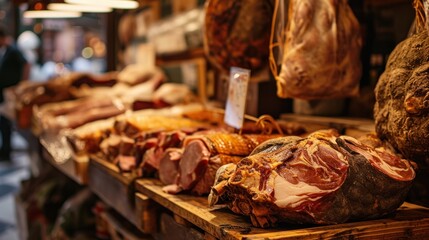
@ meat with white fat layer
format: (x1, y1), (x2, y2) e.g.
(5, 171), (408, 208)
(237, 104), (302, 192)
(209, 130), (415, 228)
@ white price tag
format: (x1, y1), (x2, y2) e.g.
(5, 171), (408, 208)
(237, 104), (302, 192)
(224, 67), (251, 129)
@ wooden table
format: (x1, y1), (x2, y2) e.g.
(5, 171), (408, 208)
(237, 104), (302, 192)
(136, 178), (429, 240)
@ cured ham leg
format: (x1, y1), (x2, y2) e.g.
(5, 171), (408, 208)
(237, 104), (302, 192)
(209, 130), (416, 228)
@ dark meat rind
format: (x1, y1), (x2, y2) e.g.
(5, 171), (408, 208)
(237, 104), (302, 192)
(250, 135), (303, 155)
(335, 143), (412, 221)
(374, 30), (429, 165)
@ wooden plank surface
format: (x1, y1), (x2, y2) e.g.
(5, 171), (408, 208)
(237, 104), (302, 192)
(42, 147), (85, 185)
(135, 193), (159, 234)
(135, 179), (429, 240)
(89, 156), (138, 226)
(152, 213), (205, 240)
(40, 133), (88, 185)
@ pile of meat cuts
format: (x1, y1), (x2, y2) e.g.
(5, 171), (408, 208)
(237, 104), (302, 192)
(209, 129), (416, 228)
(161, 132), (283, 195)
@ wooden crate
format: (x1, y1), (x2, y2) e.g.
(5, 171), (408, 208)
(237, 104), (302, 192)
(135, 179), (429, 240)
(40, 134), (88, 185)
(88, 156), (138, 226)
(73, 154), (89, 184)
(135, 193), (159, 234)
(102, 209), (153, 240)
(42, 146), (86, 185)
(152, 212), (206, 240)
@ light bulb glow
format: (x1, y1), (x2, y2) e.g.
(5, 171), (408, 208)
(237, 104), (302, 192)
(65, 0), (139, 9)
(23, 10), (82, 18)
(48, 3), (112, 13)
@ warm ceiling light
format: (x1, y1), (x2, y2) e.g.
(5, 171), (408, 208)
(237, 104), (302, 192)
(64, 0), (139, 9)
(48, 3), (112, 13)
(24, 0), (82, 18)
(24, 10), (82, 18)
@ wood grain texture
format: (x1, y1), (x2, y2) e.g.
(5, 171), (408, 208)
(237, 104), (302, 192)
(42, 147), (85, 185)
(89, 157), (137, 226)
(135, 192), (159, 234)
(135, 178), (429, 240)
(102, 209), (152, 240)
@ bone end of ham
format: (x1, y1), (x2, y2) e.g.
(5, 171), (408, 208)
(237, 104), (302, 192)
(208, 163), (237, 207)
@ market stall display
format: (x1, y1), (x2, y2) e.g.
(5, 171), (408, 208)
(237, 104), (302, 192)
(10, 0), (429, 239)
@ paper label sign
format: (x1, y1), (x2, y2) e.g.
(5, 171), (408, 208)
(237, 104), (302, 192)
(224, 67), (251, 129)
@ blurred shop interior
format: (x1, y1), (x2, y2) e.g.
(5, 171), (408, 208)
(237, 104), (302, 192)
(0, 0), (426, 240)
(0, 0), (416, 117)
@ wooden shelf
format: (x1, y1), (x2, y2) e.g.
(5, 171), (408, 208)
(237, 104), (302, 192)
(42, 146), (86, 185)
(88, 156), (139, 226)
(102, 208), (153, 240)
(280, 114), (375, 138)
(135, 178), (429, 240)
(156, 48), (206, 64)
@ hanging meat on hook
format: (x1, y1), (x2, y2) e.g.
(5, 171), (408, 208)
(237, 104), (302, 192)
(272, 0), (362, 99)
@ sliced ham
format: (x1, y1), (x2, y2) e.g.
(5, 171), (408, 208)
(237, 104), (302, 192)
(167, 133), (281, 195)
(191, 154), (242, 196)
(159, 148), (183, 185)
(179, 140), (211, 190)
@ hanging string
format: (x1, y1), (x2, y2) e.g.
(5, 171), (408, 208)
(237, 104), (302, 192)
(268, 0), (283, 81)
(414, 0), (426, 33)
(255, 115), (284, 135)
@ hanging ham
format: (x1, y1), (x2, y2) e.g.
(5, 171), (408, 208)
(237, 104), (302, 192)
(273, 0), (362, 99)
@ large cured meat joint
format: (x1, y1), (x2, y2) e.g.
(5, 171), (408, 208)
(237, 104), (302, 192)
(209, 130), (416, 228)
(374, 0), (429, 165)
(204, 0), (274, 72)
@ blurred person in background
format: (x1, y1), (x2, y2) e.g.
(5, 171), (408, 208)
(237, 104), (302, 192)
(0, 24), (28, 161)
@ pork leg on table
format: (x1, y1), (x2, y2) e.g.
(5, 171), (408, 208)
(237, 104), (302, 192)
(209, 130), (416, 228)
